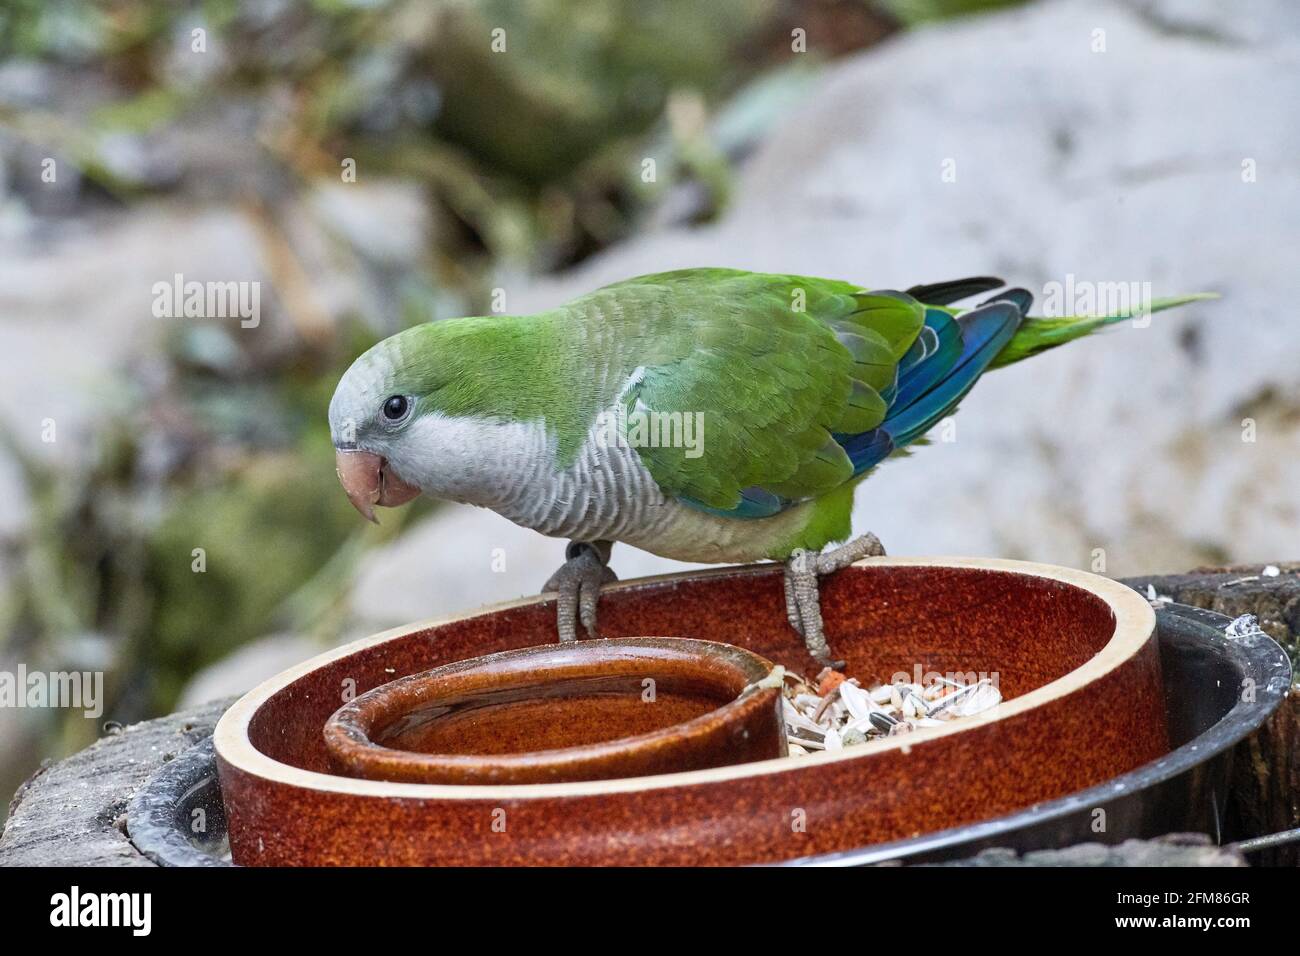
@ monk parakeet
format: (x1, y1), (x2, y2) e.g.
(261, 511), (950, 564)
(330, 269), (1207, 667)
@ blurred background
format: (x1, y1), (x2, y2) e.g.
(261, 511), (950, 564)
(0, 0), (1296, 818)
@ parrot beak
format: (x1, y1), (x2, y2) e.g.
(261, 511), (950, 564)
(335, 449), (421, 524)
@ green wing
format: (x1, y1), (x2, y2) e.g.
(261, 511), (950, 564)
(594, 270), (925, 514)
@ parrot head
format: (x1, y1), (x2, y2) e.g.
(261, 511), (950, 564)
(328, 332), (428, 523)
(328, 314), (547, 522)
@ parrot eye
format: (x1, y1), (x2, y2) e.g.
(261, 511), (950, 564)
(381, 395), (410, 423)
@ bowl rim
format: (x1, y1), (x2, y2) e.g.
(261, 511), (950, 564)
(322, 636), (783, 782)
(214, 556), (1157, 800)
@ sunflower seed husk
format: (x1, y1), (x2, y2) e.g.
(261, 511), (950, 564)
(869, 684), (894, 704)
(746, 664), (788, 692)
(869, 710), (899, 733)
(838, 680), (874, 720)
(950, 681), (1002, 717)
(925, 679), (989, 717)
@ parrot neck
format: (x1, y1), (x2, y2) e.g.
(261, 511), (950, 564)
(385, 411), (561, 513)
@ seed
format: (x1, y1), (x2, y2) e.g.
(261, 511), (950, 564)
(869, 711), (899, 733)
(842, 727), (869, 747)
(813, 683), (842, 723)
(926, 679), (985, 717)
(781, 666), (998, 757)
(838, 680), (874, 721)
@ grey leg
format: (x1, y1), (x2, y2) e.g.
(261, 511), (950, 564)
(543, 540), (618, 642)
(783, 532), (886, 669)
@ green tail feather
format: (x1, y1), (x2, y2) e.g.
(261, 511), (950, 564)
(989, 293), (1218, 369)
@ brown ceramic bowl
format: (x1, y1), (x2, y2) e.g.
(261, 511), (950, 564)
(322, 637), (786, 785)
(215, 557), (1165, 866)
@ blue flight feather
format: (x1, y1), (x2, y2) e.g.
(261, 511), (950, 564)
(891, 309), (963, 410)
(880, 303), (1022, 448)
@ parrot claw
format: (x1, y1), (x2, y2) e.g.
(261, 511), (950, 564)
(783, 532), (887, 670)
(544, 540), (617, 643)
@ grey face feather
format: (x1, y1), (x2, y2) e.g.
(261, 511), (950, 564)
(330, 349), (399, 452)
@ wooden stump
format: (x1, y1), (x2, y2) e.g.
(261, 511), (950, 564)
(1123, 564), (1299, 865)
(0, 697), (232, 867)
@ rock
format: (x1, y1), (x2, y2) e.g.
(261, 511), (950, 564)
(308, 180), (431, 269)
(176, 633), (327, 709)
(349, 504), (709, 630)
(0, 182), (431, 539)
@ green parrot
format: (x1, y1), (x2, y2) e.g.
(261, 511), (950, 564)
(329, 269), (1208, 667)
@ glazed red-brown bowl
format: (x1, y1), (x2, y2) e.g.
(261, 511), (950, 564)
(322, 637), (786, 785)
(214, 557), (1165, 866)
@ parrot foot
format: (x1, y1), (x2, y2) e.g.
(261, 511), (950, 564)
(783, 532), (887, 670)
(543, 540), (617, 643)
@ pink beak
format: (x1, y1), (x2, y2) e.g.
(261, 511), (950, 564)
(335, 449), (421, 523)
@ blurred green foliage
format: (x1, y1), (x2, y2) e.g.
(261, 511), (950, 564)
(875, 0), (1027, 25)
